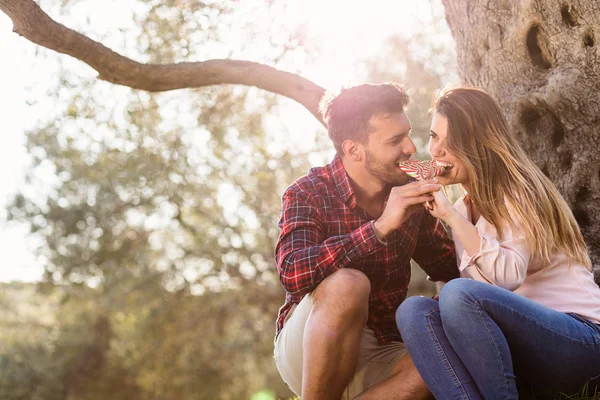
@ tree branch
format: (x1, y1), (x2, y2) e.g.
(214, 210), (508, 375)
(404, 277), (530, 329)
(0, 0), (326, 125)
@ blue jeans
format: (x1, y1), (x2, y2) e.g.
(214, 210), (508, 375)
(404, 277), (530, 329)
(396, 278), (600, 400)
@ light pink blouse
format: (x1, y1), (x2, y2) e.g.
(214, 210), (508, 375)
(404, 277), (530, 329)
(454, 195), (600, 325)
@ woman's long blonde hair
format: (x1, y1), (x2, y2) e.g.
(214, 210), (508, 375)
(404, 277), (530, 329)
(434, 87), (591, 269)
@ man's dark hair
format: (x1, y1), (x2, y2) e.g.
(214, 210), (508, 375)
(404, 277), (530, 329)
(318, 83), (410, 154)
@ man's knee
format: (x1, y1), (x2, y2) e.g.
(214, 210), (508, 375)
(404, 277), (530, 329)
(316, 268), (371, 299)
(313, 269), (371, 318)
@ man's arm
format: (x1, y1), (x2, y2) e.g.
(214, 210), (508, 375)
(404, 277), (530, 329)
(275, 190), (383, 297)
(412, 210), (459, 283)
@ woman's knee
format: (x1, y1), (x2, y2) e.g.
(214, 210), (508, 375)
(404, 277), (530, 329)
(438, 278), (478, 315)
(396, 296), (439, 334)
(440, 277), (480, 300)
(439, 278), (501, 319)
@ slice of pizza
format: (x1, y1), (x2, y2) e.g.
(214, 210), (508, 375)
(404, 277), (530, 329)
(398, 159), (448, 181)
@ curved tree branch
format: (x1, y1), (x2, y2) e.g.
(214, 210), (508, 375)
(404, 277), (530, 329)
(0, 0), (326, 125)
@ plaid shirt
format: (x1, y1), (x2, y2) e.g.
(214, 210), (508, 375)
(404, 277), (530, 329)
(275, 155), (458, 344)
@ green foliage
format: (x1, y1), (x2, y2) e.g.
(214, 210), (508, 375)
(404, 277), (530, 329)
(6, 86), (308, 398)
(4, 0), (455, 398)
(6, 1), (317, 398)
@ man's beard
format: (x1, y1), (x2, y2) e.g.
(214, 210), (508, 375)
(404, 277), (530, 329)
(365, 149), (409, 186)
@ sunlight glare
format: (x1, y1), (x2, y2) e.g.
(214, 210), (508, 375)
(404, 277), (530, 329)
(284, 0), (428, 87)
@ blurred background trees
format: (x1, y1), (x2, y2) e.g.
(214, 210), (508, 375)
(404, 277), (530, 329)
(1, 0), (456, 398)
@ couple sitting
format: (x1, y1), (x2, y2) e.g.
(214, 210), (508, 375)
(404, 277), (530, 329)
(273, 83), (600, 399)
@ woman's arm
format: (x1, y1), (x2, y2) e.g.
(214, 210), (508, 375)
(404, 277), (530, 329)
(428, 189), (481, 257)
(428, 188), (530, 290)
(444, 209), (481, 257)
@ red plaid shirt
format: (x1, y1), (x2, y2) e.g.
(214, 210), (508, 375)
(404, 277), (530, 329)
(275, 155), (458, 344)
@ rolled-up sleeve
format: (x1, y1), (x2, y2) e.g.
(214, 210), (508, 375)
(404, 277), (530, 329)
(459, 225), (530, 291)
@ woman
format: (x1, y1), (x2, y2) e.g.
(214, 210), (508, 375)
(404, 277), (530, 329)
(396, 87), (600, 399)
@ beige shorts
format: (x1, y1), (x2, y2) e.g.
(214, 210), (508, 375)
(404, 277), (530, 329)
(274, 293), (407, 399)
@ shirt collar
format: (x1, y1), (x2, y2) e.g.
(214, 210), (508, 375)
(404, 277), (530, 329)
(330, 155), (357, 208)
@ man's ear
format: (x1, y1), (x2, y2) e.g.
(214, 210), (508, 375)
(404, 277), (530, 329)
(341, 140), (363, 162)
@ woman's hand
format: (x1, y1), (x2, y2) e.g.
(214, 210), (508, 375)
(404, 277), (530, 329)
(426, 186), (458, 222)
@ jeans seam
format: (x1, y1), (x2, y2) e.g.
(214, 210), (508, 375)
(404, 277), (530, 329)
(479, 298), (600, 346)
(426, 309), (471, 400)
(473, 299), (513, 400)
(567, 313), (600, 343)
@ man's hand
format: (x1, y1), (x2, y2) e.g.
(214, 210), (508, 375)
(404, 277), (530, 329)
(373, 180), (440, 240)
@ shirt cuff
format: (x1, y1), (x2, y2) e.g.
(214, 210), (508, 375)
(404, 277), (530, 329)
(370, 220), (388, 246)
(458, 228), (489, 272)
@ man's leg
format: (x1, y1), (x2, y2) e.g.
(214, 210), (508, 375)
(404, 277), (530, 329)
(301, 268), (371, 400)
(353, 353), (433, 400)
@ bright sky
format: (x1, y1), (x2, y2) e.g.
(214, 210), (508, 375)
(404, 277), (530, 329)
(0, 15), (44, 282)
(0, 0), (447, 282)
(280, 0), (425, 84)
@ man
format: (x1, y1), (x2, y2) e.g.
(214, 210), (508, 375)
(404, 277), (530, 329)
(273, 83), (459, 400)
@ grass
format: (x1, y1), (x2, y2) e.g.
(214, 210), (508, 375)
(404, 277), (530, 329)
(520, 381), (600, 400)
(558, 382), (600, 400)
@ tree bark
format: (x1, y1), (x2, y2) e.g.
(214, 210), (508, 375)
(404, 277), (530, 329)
(443, 0), (600, 281)
(0, 0), (325, 124)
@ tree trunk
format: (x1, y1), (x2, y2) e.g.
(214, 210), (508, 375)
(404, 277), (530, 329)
(443, 0), (600, 282)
